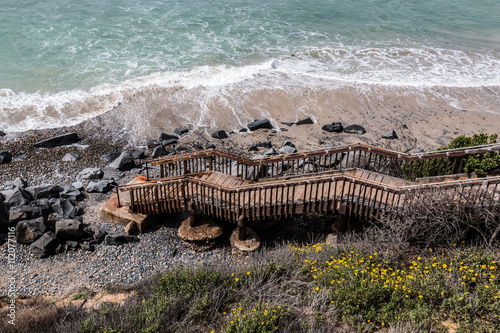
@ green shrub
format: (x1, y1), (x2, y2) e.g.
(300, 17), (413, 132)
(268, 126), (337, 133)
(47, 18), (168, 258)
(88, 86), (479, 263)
(402, 133), (500, 179)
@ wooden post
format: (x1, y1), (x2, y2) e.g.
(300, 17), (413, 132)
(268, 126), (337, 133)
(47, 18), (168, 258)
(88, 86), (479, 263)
(238, 215), (247, 241)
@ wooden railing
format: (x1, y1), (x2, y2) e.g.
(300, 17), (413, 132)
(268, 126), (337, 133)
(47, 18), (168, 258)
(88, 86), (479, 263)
(120, 172), (500, 223)
(150, 143), (500, 181)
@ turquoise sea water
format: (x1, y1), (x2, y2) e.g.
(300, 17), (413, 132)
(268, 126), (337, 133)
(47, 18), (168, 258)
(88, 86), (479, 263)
(1, 0), (500, 131)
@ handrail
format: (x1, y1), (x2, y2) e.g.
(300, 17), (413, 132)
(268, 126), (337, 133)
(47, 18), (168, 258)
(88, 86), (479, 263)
(120, 170), (500, 194)
(149, 142), (500, 166)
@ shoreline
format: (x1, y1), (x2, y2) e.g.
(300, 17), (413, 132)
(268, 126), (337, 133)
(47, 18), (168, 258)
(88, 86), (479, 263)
(0, 102), (499, 298)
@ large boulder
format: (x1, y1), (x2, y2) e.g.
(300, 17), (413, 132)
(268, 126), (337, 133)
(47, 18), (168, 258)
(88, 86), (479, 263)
(343, 124), (366, 135)
(279, 145), (297, 154)
(51, 199), (78, 218)
(108, 151), (136, 171)
(256, 141), (272, 148)
(174, 128), (189, 136)
(159, 133), (178, 141)
(104, 234), (139, 246)
(29, 231), (59, 258)
(161, 138), (178, 146)
(382, 130), (398, 139)
(9, 206), (42, 224)
(131, 150), (146, 160)
(4, 188), (32, 207)
(55, 219), (83, 241)
(211, 130), (228, 139)
(248, 119), (273, 131)
(25, 184), (60, 200)
(0, 151), (12, 164)
(102, 167), (125, 181)
(92, 229), (108, 244)
(30, 199), (52, 217)
(100, 152), (121, 162)
(295, 117), (313, 125)
(263, 148), (278, 157)
(322, 122), (343, 133)
(152, 145), (168, 158)
(12, 178), (28, 189)
(0, 196), (8, 230)
(59, 185), (82, 201)
(33, 132), (80, 148)
(16, 217), (46, 244)
(0, 130), (5, 137)
(86, 180), (115, 194)
(77, 168), (103, 181)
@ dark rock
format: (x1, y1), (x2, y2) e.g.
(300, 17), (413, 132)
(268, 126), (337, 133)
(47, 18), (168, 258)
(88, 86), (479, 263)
(322, 122), (344, 133)
(176, 146), (188, 152)
(16, 217), (46, 244)
(161, 139), (178, 146)
(52, 199), (78, 218)
(9, 206), (42, 224)
(192, 144), (204, 150)
(239, 128), (248, 133)
(282, 141), (295, 148)
(174, 128), (189, 136)
(59, 185), (82, 201)
(0, 130), (5, 137)
(279, 146), (297, 154)
(55, 219), (83, 241)
(62, 152), (79, 162)
(256, 141), (272, 148)
(29, 231), (59, 258)
(159, 133), (178, 141)
(281, 122), (295, 127)
(252, 154), (266, 160)
(77, 168), (103, 181)
(12, 178), (28, 189)
(248, 119), (273, 131)
(25, 184), (60, 200)
(100, 152), (121, 162)
(152, 145), (168, 158)
(263, 148), (278, 157)
(131, 150), (146, 160)
(4, 188), (32, 207)
(108, 151), (136, 171)
(296, 117), (313, 125)
(102, 167), (125, 181)
(71, 181), (84, 191)
(248, 144), (259, 152)
(205, 144), (216, 149)
(0, 151), (12, 164)
(382, 130), (398, 140)
(344, 125), (366, 135)
(104, 234), (139, 246)
(33, 132), (80, 148)
(211, 130), (228, 139)
(280, 128), (289, 132)
(30, 199), (52, 217)
(0, 196), (7, 228)
(147, 140), (159, 149)
(73, 216), (84, 223)
(92, 229), (108, 244)
(80, 242), (95, 252)
(86, 180), (115, 194)
(401, 124), (408, 129)
(66, 240), (79, 251)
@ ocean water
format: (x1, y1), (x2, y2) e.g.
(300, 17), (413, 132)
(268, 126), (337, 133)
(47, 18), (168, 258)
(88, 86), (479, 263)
(1, 0), (499, 133)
